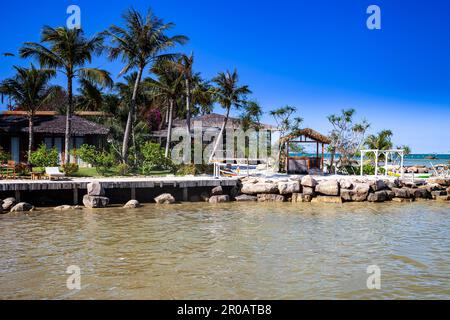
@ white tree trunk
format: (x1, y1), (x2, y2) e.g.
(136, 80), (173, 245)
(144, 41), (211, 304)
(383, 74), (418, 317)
(165, 99), (174, 158)
(209, 107), (230, 162)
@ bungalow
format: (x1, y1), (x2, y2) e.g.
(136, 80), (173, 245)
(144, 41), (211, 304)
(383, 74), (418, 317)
(0, 112), (109, 165)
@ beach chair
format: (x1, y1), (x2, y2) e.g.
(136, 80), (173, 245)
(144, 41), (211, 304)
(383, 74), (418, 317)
(45, 167), (65, 180)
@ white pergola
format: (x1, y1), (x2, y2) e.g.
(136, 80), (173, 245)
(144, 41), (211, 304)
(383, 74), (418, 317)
(360, 149), (405, 178)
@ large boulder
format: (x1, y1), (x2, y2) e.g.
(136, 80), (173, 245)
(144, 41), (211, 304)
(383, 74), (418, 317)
(257, 194), (285, 202)
(367, 191), (388, 202)
(340, 183), (370, 202)
(209, 195), (230, 203)
(87, 181), (105, 196)
(428, 178), (450, 187)
(302, 186), (316, 196)
(431, 190), (447, 199)
(235, 194), (258, 202)
(54, 205), (83, 211)
(410, 188), (430, 199)
(2, 197), (17, 211)
(278, 181), (301, 195)
(83, 195), (109, 208)
(391, 188), (410, 199)
(386, 179), (401, 190)
(241, 183), (278, 195)
(315, 180), (340, 196)
(10, 202), (34, 212)
(154, 193), (175, 204)
(311, 196), (343, 204)
(301, 175), (317, 188)
(370, 180), (387, 192)
(422, 183), (445, 192)
(123, 200), (141, 209)
(339, 180), (353, 190)
(211, 186), (223, 196)
(292, 193), (312, 203)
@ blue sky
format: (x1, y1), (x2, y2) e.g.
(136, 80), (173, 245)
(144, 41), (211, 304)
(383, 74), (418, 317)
(1, 0), (449, 153)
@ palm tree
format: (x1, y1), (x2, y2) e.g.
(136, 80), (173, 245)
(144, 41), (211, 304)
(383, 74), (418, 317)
(209, 69), (251, 162)
(171, 53), (194, 134)
(144, 61), (184, 157)
(0, 65), (56, 160)
(365, 129), (393, 161)
(20, 26), (112, 164)
(104, 8), (188, 163)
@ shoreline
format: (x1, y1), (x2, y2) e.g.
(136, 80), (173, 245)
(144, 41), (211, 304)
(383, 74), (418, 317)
(0, 174), (448, 212)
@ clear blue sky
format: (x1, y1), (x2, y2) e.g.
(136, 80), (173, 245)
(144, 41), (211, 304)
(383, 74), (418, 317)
(1, 0), (449, 153)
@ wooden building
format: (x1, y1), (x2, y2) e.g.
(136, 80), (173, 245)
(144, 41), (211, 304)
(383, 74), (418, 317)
(0, 113), (109, 165)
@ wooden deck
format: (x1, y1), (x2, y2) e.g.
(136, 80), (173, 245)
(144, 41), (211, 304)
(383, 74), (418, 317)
(0, 176), (239, 191)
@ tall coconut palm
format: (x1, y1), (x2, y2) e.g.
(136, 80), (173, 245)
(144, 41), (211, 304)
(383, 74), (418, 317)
(209, 70), (251, 162)
(0, 65), (57, 160)
(104, 8), (188, 163)
(144, 61), (184, 157)
(365, 129), (393, 161)
(20, 26), (112, 164)
(171, 53), (194, 134)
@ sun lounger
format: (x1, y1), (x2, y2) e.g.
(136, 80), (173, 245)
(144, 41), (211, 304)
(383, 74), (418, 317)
(45, 167), (65, 180)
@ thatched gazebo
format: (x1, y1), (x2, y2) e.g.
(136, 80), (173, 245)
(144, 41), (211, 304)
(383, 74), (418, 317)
(280, 128), (331, 174)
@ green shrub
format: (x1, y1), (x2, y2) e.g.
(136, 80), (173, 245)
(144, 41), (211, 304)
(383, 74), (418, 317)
(362, 164), (385, 175)
(29, 144), (58, 167)
(117, 163), (130, 176)
(62, 163), (79, 176)
(15, 163), (30, 176)
(176, 164), (197, 176)
(0, 146), (10, 163)
(141, 142), (173, 174)
(77, 144), (115, 175)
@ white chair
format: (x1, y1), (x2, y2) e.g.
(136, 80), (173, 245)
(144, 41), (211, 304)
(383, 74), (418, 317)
(45, 167), (65, 180)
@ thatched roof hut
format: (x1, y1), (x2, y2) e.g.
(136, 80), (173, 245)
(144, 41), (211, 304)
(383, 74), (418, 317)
(280, 128), (331, 145)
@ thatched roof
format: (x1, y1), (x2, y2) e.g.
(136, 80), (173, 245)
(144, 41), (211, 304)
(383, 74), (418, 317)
(280, 128), (331, 144)
(0, 115), (109, 136)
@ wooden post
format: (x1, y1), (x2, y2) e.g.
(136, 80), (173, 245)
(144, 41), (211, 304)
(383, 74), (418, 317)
(182, 187), (188, 202)
(321, 143), (324, 170)
(131, 187), (136, 200)
(15, 190), (20, 202)
(73, 186), (78, 205)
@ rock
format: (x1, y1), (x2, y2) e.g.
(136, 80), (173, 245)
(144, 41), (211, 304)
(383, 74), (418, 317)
(123, 200), (141, 209)
(386, 179), (401, 189)
(154, 193), (175, 204)
(257, 194), (285, 202)
(83, 195), (109, 208)
(211, 186), (223, 196)
(385, 190), (395, 200)
(241, 183), (278, 195)
(230, 185), (241, 198)
(54, 205), (83, 211)
(431, 190), (447, 199)
(391, 188), (410, 199)
(87, 181), (105, 196)
(410, 188), (430, 199)
(278, 181), (301, 195)
(291, 193), (312, 203)
(10, 202), (34, 212)
(341, 183), (371, 202)
(209, 195), (230, 203)
(339, 180), (353, 190)
(311, 196), (343, 204)
(392, 197), (414, 203)
(235, 194), (258, 202)
(436, 195), (450, 202)
(2, 197), (17, 211)
(421, 183), (444, 193)
(367, 191), (388, 202)
(301, 175), (317, 187)
(315, 180), (340, 196)
(428, 178), (450, 186)
(302, 186), (316, 196)
(370, 180), (387, 192)
(289, 175), (303, 182)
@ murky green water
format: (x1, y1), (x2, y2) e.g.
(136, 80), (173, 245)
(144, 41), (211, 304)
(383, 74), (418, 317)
(0, 202), (449, 299)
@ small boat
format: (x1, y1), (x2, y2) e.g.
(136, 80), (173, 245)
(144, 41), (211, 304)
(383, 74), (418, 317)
(425, 154), (438, 160)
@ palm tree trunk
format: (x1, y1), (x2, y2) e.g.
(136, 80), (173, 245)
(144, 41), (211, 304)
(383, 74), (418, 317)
(64, 76), (73, 164)
(185, 78), (191, 135)
(209, 107), (230, 162)
(122, 66), (143, 164)
(165, 99), (174, 158)
(28, 114), (34, 163)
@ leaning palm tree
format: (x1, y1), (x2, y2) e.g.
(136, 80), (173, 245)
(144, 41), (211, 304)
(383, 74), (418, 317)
(0, 65), (57, 160)
(144, 61), (184, 157)
(20, 26), (112, 164)
(104, 8), (188, 163)
(209, 69), (251, 162)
